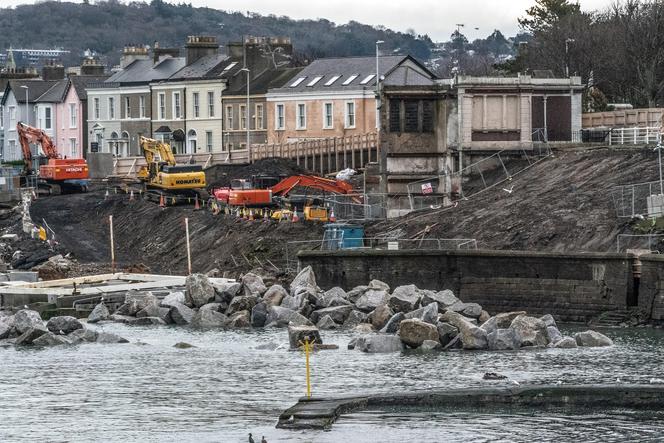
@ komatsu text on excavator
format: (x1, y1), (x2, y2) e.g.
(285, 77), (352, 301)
(137, 136), (207, 204)
(16, 122), (89, 195)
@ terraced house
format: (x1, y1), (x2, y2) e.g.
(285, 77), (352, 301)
(265, 55), (436, 144)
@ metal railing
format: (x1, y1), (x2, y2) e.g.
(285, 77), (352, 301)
(283, 237), (478, 272)
(616, 234), (664, 253)
(405, 146), (552, 212)
(608, 126), (660, 146)
(610, 180), (664, 218)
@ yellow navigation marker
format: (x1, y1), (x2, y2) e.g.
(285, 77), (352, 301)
(299, 337), (316, 398)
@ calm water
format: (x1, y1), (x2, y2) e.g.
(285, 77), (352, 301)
(2, 324), (664, 442)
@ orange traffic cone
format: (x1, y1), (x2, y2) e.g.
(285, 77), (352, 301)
(194, 197), (200, 210)
(329, 207), (336, 222)
(159, 194), (165, 208)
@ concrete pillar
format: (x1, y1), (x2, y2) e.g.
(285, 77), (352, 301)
(520, 93), (532, 145)
(571, 91), (582, 139)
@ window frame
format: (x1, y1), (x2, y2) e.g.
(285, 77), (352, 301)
(44, 106), (52, 129)
(193, 92), (200, 118)
(69, 103), (77, 128)
(255, 104), (263, 130)
(296, 103), (306, 130)
(207, 91), (214, 117)
(158, 93), (166, 120)
(69, 137), (77, 157)
(173, 91), (181, 120)
(108, 97), (115, 120)
(93, 98), (100, 120)
(240, 104), (247, 130)
(275, 103), (285, 130)
(124, 96), (131, 119)
(323, 102), (334, 129)
(139, 96), (146, 118)
(344, 100), (356, 129)
(225, 105), (233, 130)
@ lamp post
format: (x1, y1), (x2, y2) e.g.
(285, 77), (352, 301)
(19, 85), (28, 125)
(241, 67), (251, 162)
(565, 38), (575, 78)
(375, 40), (384, 133)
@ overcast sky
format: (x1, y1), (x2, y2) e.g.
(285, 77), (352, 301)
(3, 0), (612, 41)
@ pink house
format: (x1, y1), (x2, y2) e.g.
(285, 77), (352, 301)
(35, 75), (107, 159)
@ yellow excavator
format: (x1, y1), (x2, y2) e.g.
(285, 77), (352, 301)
(138, 136), (207, 204)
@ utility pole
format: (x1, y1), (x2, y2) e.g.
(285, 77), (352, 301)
(241, 67), (250, 162)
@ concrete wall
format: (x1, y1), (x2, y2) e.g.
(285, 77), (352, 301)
(86, 152), (114, 178)
(636, 255), (664, 320)
(298, 249), (633, 322)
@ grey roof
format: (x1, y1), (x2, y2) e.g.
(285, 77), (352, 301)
(383, 65), (436, 87)
(1, 80), (59, 105)
(35, 78), (69, 103)
(269, 55), (433, 93)
(106, 57), (186, 85)
(71, 75), (110, 100)
(225, 67), (303, 95)
(169, 54), (230, 80)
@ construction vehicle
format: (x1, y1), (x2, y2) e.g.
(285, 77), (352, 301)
(16, 122), (89, 195)
(138, 136), (207, 204)
(212, 174), (354, 221)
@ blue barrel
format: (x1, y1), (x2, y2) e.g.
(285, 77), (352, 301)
(323, 223), (364, 250)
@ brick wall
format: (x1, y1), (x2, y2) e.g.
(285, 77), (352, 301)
(298, 249), (633, 322)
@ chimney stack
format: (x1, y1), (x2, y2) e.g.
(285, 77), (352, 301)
(80, 57), (105, 76)
(41, 61), (65, 81)
(120, 45), (149, 69)
(185, 36), (219, 65)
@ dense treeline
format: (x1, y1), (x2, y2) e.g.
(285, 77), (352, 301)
(505, 0), (664, 109)
(0, 0), (433, 66)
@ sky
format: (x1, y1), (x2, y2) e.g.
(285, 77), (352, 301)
(2, 0), (613, 41)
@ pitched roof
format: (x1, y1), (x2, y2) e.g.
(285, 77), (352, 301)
(35, 78), (69, 103)
(269, 55), (403, 93)
(106, 57), (186, 85)
(71, 75), (110, 100)
(383, 65), (436, 87)
(225, 67), (304, 95)
(168, 54), (229, 81)
(1, 79), (59, 105)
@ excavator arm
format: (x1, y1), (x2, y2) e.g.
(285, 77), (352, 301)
(270, 175), (354, 196)
(16, 122), (60, 175)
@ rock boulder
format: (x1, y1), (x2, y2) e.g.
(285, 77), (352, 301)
(510, 315), (549, 347)
(185, 274), (216, 308)
(355, 289), (389, 313)
(398, 318), (439, 348)
(265, 306), (313, 327)
(190, 309), (227, 329)
(263, 284), (288, 307)
(388, 285), (421, 313)
(380, 312), (405, 334)
(287, 324), (322, 350)
(14, 309), (45, 334)
(88, 302), (110, 323)
(46, 316), (83, 335)
(574, 330), (613, 347)
(440, 311), (488, 350)
(487, 328), (521, 350)
(241, 273), (267, 297)
(368, 304), (393, 330)
(354, 335), (404, 353)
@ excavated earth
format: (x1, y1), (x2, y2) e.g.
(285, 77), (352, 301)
(368, 147), (661, 252)
(3, 146), (661, 280)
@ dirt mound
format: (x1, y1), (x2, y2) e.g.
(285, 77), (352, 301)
(205, 158), (310, 189)
(369, 147), (661, 253)
(30, 190), (325, 277)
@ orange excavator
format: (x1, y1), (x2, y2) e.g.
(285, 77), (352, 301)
(228, 175), (354, 207)
(17, 122), (90, 194)
(211, 175), (354, 221)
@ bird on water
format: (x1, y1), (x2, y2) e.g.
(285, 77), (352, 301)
(248, 433), (255, 443)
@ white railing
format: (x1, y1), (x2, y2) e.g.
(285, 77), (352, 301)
(608, 126), (661, 146)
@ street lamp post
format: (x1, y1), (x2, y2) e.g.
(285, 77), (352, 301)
(565, 38), (575, 78)
(20, 85), (28, 126)
(241, 67), (250, 162)
(375, 40), (384, 133)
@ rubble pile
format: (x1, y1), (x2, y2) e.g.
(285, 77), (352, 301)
(90, 266), (614, 353)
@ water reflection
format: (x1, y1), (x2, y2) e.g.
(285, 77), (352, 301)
(1, 324), (663, 442)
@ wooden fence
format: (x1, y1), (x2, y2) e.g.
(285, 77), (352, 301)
(251, 133), (379, 175)
(111, 133), (378, 177)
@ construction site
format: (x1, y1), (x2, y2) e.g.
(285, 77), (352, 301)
(0, 144), (657, 276)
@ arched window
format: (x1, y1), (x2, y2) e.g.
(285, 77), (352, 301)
(187, 129), (197, 154)
(121, 131), (130, 157)
(110, 132), (119, 156)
